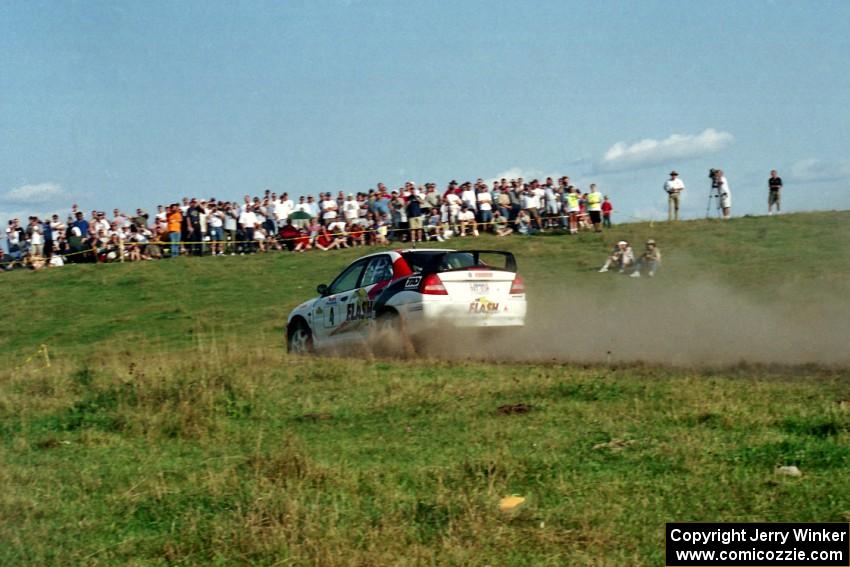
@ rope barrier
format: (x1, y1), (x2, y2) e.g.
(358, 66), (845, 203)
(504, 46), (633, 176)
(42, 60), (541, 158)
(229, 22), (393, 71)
(3, 210), (649, 267)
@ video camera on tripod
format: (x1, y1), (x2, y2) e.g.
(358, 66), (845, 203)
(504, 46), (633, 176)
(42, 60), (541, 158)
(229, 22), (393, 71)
(705, 168), (722, 217)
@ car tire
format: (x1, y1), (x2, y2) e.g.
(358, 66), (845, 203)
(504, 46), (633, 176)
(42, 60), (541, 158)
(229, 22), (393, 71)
(287, 320), (314, 354)
(376, 310), (416, 357)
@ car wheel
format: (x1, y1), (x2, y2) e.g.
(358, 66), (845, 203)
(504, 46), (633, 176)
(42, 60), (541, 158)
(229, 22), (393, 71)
(376, 310), (416, 357)
(287, 320), (314, 354)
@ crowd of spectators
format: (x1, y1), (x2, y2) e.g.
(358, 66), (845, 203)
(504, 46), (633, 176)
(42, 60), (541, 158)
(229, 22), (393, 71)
(1, 176), (615, 271)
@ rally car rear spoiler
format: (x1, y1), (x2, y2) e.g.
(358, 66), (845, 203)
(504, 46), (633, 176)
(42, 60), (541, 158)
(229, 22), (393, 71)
(421, 250), (517, 274)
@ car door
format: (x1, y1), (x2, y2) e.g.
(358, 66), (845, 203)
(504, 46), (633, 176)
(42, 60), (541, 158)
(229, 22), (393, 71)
(313, 259), (368, 344)
(333, 254), (396, 344)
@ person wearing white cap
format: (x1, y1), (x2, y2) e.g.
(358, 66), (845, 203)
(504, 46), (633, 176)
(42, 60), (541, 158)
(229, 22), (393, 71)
(664, 171), (685, 221)
(599, 240), (635, 273)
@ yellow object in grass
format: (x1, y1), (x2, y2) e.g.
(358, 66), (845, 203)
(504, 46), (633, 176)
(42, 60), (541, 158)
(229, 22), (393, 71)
(499, 495), (526, 512)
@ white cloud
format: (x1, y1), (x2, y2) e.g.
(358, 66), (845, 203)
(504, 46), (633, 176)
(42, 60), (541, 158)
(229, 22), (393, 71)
(597, 128), (734, 173)
(3, 182), (67, 204)
(788, 158), (850, 182)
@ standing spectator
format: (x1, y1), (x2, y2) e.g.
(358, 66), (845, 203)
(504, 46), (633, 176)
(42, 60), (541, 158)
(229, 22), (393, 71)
(185, 199), (204, 255)
(223, 203), (238, 254)
(342, 194), (360, 225)
(304, 195), (319, 219)
(496, 187), (511, 220)
(440, 195), (459, 235)
(238, 205), (258, 252)
(664, 170), (685, 221)
(508, 181), (522, 221)
(71, 212), (89, 241)
(208, 204), (224, 255)
(564, 187), (580, 234)
(543, 178), (559, 228)
(601, 195), (613, 228)
(50, 214), (66, 250)
(521, 186), (542, 231)
(714, 169), (732, 219)
(476, 184), (493, 230)
(320, 193), (338, 226)
(422, 184), (439, 218)
(586, 184), (603, 232)
(28, 217), (44, 258)
(460, 183), (477, 211)
(768, 169), (783, 215)
(406, 192), (424, 243)
(166, 204), (182, 258)
(6, 219), (22, 260)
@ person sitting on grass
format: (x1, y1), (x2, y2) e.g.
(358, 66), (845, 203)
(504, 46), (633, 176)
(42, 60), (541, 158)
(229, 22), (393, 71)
(278, 220), (300, 252)
(630, 239), (662, 278)
(493, 210), (513, 237)
(348, 222), (366, 247)
(598, 240), (635, 273)
(293, 228), (312, 253)
(457, 206), (478, 237)
(515, 209), (536, 235)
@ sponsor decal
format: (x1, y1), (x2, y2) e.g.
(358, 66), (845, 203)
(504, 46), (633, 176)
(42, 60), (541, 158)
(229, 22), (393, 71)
(345, 288), (374, 322)
(346, 300), (374, 322)
(469, 297), (499, 313)
(405, 276), (422, 289)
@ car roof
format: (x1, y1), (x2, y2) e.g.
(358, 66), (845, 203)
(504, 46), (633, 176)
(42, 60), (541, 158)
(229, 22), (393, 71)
(345, 248), (457, 262)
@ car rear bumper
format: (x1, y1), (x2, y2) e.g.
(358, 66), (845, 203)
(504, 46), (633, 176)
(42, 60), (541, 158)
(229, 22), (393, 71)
(402, 297), (526, 331)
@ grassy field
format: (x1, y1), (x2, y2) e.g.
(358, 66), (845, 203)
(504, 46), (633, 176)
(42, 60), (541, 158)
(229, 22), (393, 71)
(1, 211), (849, 565)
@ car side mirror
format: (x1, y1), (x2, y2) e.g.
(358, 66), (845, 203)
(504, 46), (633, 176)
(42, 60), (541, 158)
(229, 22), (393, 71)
(317, 284), (329, 296)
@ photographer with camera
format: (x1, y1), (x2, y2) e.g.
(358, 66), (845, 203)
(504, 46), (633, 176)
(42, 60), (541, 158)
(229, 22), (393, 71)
(710, 169), (732, 219)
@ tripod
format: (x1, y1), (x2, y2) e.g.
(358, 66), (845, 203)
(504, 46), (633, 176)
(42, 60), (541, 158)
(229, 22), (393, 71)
(705, 182), (722, 218)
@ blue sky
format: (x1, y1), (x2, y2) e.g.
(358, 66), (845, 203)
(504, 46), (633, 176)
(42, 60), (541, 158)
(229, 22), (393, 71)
(2, 0), (849, 222)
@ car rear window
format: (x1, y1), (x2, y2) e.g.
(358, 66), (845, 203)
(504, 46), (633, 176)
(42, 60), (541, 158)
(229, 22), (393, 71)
(403, 251), (516, 273)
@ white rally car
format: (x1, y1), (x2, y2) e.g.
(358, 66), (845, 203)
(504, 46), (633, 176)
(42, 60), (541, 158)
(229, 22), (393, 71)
(286, 248), (527, 354)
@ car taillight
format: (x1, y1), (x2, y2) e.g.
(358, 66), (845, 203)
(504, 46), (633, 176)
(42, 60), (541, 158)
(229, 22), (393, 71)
(510, 274), (525, 294)
(420, 273), (448, 295)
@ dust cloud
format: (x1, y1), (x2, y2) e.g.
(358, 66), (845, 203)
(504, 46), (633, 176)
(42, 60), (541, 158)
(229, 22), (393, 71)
(412, 279), (850, 367)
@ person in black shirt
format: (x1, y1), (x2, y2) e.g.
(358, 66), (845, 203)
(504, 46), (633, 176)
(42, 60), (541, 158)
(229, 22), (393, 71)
(768, 170), (783, 215)
(185, 199), (203, 255)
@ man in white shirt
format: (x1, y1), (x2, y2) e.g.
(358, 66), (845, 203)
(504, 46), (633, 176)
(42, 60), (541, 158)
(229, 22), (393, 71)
(714, 169), (732, 219)
(238, 206), (258, 252)
(476, 186), (493, 228)
(28, 217), (45, 258)
(320, 193), (338, 225)
(460, 183), (477, 211)
(342, 194), (360, 223)
(664, 171), (685, 221)
(277, 192), (294, 222)
(457, 206), (478, 237)
(304, 196), (319, 219)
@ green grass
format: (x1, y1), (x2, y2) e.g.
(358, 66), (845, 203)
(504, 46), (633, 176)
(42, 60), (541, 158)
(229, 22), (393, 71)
(1, 212), (849, 565)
